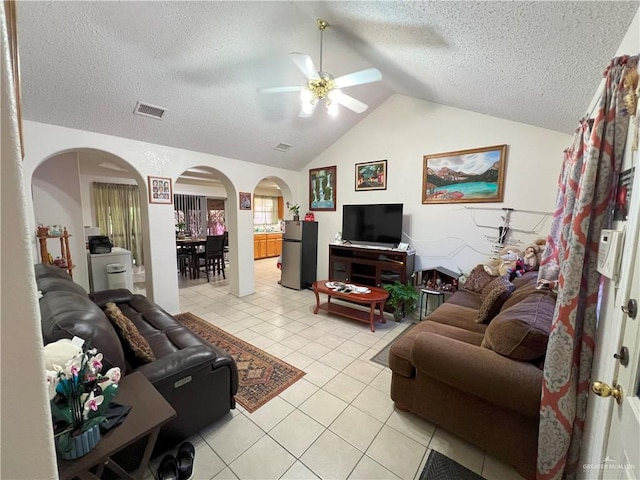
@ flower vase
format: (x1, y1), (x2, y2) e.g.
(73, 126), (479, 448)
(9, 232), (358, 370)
(58, 425), (101, 460)
(293, 215), (300, 221)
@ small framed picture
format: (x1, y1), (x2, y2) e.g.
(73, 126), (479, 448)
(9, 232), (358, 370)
(239, 192), (252, 210)
(355, 160), (387, 191)
(309, 166), (337, 211)
(148, 176), (173, 204)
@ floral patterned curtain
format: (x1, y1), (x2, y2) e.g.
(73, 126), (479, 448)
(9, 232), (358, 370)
(536, 55), (638, 480)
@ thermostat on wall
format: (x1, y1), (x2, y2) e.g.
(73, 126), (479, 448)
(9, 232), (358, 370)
(597, 229), (624, 281)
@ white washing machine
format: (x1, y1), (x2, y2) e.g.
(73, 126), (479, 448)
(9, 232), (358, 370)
(87, 247), (134, 293)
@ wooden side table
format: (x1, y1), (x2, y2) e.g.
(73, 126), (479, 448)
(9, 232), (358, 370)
(419, 289), (446, 320)
(57, 372), (176, 480)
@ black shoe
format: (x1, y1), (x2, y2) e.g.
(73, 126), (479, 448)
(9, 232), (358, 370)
(176, 442), (195, 480)
(176, 442), (196, 480)
(158, 454), (179, 480)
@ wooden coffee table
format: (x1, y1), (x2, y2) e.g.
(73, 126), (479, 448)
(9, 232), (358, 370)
(313, 280), (389, 332)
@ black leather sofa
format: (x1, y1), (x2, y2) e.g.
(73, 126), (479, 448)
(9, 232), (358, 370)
(36, 263), (238, 451)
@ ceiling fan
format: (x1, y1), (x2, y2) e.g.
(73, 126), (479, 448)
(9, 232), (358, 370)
(258, 19), (382, 118)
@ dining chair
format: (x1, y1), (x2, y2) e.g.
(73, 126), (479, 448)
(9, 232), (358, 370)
(198, 235), (226, 281)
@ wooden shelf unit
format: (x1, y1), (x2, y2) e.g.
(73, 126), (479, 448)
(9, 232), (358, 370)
(37, 227), (74, 278)
(328, 244), (415, 289)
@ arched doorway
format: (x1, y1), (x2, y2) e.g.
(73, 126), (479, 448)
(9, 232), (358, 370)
(30, 149), (151, 296)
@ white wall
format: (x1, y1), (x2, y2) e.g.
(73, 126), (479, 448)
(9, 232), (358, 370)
(33, 152), (90, 291)
(22, 121), (301, 312)
(304, 95), (571, 280)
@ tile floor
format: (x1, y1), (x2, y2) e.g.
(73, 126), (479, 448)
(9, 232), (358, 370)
(142, 259), (525, 480)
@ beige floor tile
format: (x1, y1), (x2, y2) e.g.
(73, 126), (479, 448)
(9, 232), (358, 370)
(245, 396), (294, 432)
(280, 461), (320, 480)
(278, 378), (319, 407)
(228, 435), (296, 480)
(342, 359), (383, 384)
(262, 342), (295, 359)
(428, 428), (485, 475)
(233, 328), (261, 342)
(281, 320), (309, 333)
(385, 409), (436, 447)
(300, 430), (364, 480)
(329, 405), (384, 452)
(351, 385), (395, 423)
(335, 340), (369, 358)
(264, 327), (293, 342)
(280, 334), (312, 351)
(366, 425), (427, 480)
(315, 333), (348, 349)
(190, 435), (227, 480)
(247, 334), (276, 349)
(212, 467), (239, 480)
(249, 321), (278, 334)
(322, 373), (367, 404)
(299, 389), (348, 427)
(482, 453), (526, 480)
(300, 341), (333, 360)
(318, 349), (355, 370)
(303, 361), (339, 387)
(282, 350), (315, 370)
(368, 368), (392, 393)
(201, 413), (264, 463)
(269, 409), (326, 457)
(350, 331), (381, 348)
(348, 455), (401, 480)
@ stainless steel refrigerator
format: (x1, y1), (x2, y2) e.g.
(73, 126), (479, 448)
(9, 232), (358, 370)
(281, 220), (318, 290)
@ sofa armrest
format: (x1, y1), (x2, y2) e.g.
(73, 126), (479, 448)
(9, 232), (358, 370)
(133, 345), (238, 394)
(90, 289), (135, 308)
(410, 332), (542, 417)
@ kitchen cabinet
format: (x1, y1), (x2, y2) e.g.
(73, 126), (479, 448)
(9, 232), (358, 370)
(254, 233), (282, 259)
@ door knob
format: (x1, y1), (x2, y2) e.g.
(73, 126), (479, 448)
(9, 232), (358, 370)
(591, 381), (623, 405)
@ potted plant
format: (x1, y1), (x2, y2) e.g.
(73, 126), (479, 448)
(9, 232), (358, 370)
(288, 203), (301, 221)
(384, 280), (419, 322)
(45, 343), (121, 459)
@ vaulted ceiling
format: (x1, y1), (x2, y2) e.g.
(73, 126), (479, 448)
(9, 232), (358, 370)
(17, 1), (639, 171)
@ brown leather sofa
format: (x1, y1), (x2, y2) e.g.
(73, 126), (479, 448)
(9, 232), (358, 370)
(389, 270), (555, 479)
(36, 263), (238, 452)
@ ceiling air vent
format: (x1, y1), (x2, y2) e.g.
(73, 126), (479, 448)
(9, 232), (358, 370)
(133, 101), (166, 120)
(274, 143), (292, 152)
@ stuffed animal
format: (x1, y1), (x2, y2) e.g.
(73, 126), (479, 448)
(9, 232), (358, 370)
(484, 246), (523, 277)
(523, 238), (546, 271)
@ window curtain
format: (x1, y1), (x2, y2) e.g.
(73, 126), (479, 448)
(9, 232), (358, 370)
(536, 55), (638, 480)
(253, 196), (278, 225)
(93, 182), (145, 266)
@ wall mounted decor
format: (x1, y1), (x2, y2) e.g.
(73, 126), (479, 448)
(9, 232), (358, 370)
(422, 145), (507, 204)
(148, 176), (173, 204)
(355, 160), (387, 191)
(309, 166), (337, 211)
(239, 192), (252, 210)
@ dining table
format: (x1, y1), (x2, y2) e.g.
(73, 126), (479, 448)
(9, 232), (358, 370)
(176, 237), (206, 279)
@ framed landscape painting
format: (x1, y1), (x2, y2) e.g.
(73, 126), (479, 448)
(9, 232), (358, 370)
(422, 145), (507, 204)
(355, 160), (387, 191)
(309, 166), (337, 211)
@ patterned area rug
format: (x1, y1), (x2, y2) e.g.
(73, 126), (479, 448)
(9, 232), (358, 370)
(370, 322), (418, 367)
(175, 312), (305, 413)
(419, 451), (484, 480)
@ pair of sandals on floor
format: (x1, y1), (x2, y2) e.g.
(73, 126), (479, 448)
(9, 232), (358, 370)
(158, 442), (195, 480)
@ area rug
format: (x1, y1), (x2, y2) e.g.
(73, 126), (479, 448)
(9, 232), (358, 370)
(175, 312), (305, 413)
(370, 322), (418, 368)
(419, 450), (484, 480)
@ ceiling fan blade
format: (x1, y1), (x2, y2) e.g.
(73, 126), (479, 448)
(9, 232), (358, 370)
(334, 68), (382, 88)
(335, 92), (369, 114)
(257, 86), (302, 94)
(298, 101), (318, 118)
(289, 52), (320, 80)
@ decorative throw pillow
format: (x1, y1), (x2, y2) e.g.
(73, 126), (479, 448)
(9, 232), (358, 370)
(462, 264), (495, 294)
(476, 276), (515, 323)
(104, 302), (155, 364)
(481, 292), (555, 361)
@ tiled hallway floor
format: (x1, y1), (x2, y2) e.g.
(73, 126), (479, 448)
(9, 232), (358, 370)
(145, 259), (524, 480)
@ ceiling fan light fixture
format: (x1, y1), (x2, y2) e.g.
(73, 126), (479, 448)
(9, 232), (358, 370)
(326, 101), (339, 117)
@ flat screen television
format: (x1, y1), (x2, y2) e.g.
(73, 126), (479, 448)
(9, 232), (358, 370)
(342, 203), (403, 246)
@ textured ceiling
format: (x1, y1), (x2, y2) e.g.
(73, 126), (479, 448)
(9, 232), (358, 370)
(18, 1), (639, 171)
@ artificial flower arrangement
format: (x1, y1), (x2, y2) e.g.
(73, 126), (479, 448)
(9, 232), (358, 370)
(45, 340), (121, 457)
